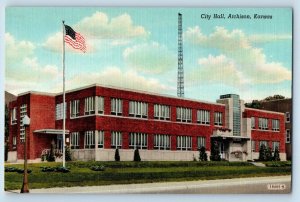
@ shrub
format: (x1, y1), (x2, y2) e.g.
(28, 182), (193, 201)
(259, 144), (267, 161)
(5, 167), (32, 173)
(273, 147), (280, 161)
(265, 146), (272, 161)
(90, 165), (106, 171)
(134, 148), (141, 162)
(46, 143), (56, 162)
(115, 148), (120, 161)
(210, 141), (221, 161)
(199, 146), (208, 161)
(41, 166), (70, 173)
(65, 146), (72, 161)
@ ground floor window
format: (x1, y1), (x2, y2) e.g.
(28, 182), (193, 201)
(84, 131), (95, 149)
(129, 132), (148, 149)
(197, 136), (206, 149)
(111, 131), (122, 148)
(251, 140), (256, 152)
(259, 140), (268, 148)
(154, 134), (171, 150)
(272, 141), (280, 152)
(98, 131), (104, 148)
(13, 136), (17, 146)
(71, 132), (79, 149)
(176, 136), (192, 151)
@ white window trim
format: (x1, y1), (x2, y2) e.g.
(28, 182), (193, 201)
(129, 132), (148, 149)
(176, 107), (192, 123)
(176, 135), (192, 151)
(197, 136), (206, 149)
(214, 112), (223, 126)
(154, 104), (170, 120)
(84, 131), (95, 149)
(129, 101), (148, 118)
(71, 132), (79, 149)
(111, 131), (122, 148)
(70, 100), (80, 118)
(154, 134), (171, 150)
(111, 98), (122, 116)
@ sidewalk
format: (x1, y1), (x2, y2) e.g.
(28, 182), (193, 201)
(8, 175), (291, 194)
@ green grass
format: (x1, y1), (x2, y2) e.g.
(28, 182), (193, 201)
(4, 161), (291, 190)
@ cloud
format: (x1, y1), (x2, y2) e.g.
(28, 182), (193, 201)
(75, 12), (148, 39)
(123, 42), (176, 74)
(5, 33), (60, 94)
(61, 66), (172, 94)
(184, 26), (291, 86)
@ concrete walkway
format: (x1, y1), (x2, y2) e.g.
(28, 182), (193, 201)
(7, 175), (291, 194)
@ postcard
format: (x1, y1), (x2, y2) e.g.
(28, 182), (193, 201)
(4, 7), (292, 194)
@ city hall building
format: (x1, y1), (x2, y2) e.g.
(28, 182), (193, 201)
(7, 84), (287, 162)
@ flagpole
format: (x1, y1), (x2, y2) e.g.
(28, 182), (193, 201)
(62, 20), (66, 168)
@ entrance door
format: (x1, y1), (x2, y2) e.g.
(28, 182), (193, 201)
(57, 135), (63, 153)
(219, 142), (225, 159)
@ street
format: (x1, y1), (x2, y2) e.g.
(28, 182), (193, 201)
(9, 175), (291, 194)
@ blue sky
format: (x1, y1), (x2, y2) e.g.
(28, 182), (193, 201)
(5, 7), (292, 102)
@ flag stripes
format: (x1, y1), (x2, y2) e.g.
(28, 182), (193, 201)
(64, 25), (86, 53)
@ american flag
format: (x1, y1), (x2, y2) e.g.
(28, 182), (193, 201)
(64, 25), (86, 53)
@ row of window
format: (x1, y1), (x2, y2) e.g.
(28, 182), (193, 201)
(57, 97), (224, 126)
(70, 131), (207, 150)
(251, 117), (280, 131)
(251, 140), (280, 152)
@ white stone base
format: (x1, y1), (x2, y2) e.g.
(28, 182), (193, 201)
(7, 151), (17, 162)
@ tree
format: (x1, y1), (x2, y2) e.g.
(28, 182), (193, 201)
(263, 95), (285, 101)
(114, 148), (120, 161)
(65, 146), (72, 161)
(259, 144), (267, 161)
(210, 141), (221, 161)
(199, 146), (208, 161)
(273, 146), (280, 161)
(265, 146), (273, 161)
(245, 100), (261, 109)
(134, 148), (141, 162)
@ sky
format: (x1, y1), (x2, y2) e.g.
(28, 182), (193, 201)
(5, 7), (292, 102)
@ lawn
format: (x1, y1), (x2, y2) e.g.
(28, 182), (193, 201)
(4, 161), (291, 191)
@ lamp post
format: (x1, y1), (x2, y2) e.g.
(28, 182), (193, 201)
(20, 115), (30, 193)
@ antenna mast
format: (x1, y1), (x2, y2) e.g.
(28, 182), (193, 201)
(177, 13), (184, 97)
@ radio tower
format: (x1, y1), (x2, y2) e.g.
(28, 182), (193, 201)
(177, 13), (184, 97)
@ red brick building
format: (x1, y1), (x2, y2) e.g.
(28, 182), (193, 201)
(7, 84), (286, 162)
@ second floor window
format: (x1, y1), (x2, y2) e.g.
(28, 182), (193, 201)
(259, 118), (268, 130)
(176, 107), (192, 122)
(272, 119), (280, 131)
(214, 112), (223, 126)
(197, 110), (210, 124)
(71, 132), (79, 149)
(286, 129), (290, 143)
(55, 102), (66, 120)
(85, 97), (95, 115)
(111, 98), (122, 116)
(20, 104), (27, 142)
(285, 112), (290, 123)
(70, 100), (80, 118)
(11, 107), (17, 124)
(154, 104), (170, 120)
(129, 101), (148, 118)
(251, 117), (255, 129)
(97, 96), (104, 114)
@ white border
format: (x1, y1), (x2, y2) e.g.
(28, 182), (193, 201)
(0, 1), (298, 202)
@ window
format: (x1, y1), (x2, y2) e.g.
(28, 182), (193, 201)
(84, 131), (95, 149)
(111, 98), (122, 116)
(251, 140), (256, 152)
(129, 101), (148, 118)
(84, 97), (95, 115)
(176, 136), (192, 150)
(71, 132), (79, 149)
(272, 119), (280, 131)
(197, 137), (206, 149)
(154, 134), (171, 150)
(111, 131), (122, 148)
(285, 112), (290, 123)
(214, 112), (223, 126)
(97, 96), (104, 114)
(259, 141), (268, 148)
(11, 107), (17, 124)
(20, 104), (27, 142)
(98, 131), (104, 148)
(154, 104), (170, 120)
(13, 136), (17, 146)
(197, 110), (210, 124)
(176, 107), (192, 122)
(258, 118), (268, 130)
(251, 117), (255, 129)
(70, 100), (80, 118)
(129, 132), (148, 149)
(286, 129), (290, 143)
(55, 103), (66, 120)
(272, 141), (280, 152)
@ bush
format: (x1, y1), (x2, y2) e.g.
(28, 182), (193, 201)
(5, 167), (32, 174)
(41, 166), (70, 173)
(259, 144), (267, 161)
(134, 149), (141, 162)
(265, 147), (272, 161)
(199, 146), (208, 161)
(90, 165), (106, 171)
(115, 148), (120, 161)
(273, 147), (280, 161)
(210, 141), (221, 161)
(65, 146), (72, 161)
